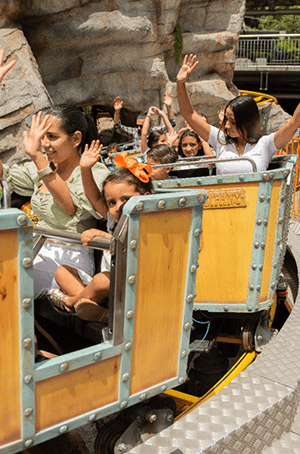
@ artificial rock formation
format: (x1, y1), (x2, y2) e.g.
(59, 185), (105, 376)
(0, 0), (290, 163)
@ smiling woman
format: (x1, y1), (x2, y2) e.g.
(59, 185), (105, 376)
(0, 104), (110, 299)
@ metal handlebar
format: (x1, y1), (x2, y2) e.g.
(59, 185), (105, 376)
(152, 156), (258, 173)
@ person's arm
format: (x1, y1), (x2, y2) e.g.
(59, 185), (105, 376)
(157, 108), (174, 135)
(22, 112), (78, 216)
(141, 107), (155, 153)
(113, 96), (123, 124)
(177, 54), (210, 142)
(81, 228), (111, 246)
(274, 102), (300, 150)
(163, 92), (175, 122)
(0, 49), (16, 84)
(200, 138), (214, 156)
(80, 140), (107, 218)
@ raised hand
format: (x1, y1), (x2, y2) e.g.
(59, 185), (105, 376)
(80, 140), (103, 169)
(114, 96), (123, 112)
(176, 54), (199, 83)
(22, 111), (51, 161)
(0, 50), (16, 83)
(166, 130), (179, 147)
(218, 106), (225, 125)
(163, 92), (173, 107)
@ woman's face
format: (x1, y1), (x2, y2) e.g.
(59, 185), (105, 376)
(224, 107), (242, 139)
(41, 116), (80, 165)
(180, 135), (200, 157)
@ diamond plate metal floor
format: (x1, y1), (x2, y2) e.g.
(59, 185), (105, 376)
(128, 222), (300, 454)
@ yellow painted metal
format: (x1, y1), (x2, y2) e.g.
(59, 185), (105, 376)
(35, 356), (120, 432)
(196, 182), (258, 304)
(0, 229), (21, 446)
(260, 180), (281, 301)
(130, 209), (192, 395)
(174, 351), (256, 421)
(240, 90), (278, 105)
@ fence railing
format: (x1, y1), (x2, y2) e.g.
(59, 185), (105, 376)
(236, 34), (300, 69)
(276, 137), (300, 218)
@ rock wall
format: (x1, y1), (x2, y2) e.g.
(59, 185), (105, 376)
(0, 0), (289, 163)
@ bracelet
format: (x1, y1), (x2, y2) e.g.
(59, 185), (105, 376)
(166, 105), (172, 110)
(147, 114), (152, 119)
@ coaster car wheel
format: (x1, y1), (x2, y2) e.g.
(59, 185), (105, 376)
(94, 419), (129, 454)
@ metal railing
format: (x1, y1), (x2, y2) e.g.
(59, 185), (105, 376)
(276, 137), (300, 217)
(236, 34), (300, 68)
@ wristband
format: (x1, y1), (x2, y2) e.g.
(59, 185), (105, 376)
(166, 105), (172, 110)
(37, 161), (57, 178)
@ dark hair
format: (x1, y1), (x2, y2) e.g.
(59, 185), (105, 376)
(48, 104), (98, 153)
(147, 144), (178, 164)
(219, 95), (262, 145)
(137, 113), (147, 121)
(101, 167), (154, 205)
(107, 142), (120, 154)
(147, 130), (166, 149)
(178, 129), (203, 157)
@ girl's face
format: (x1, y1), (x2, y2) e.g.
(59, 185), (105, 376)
(180, 135), (200, 157)
(153, 134), (167, 147)
(41, 116), (81, 165)
(224, 107), (242, 139)
(104, 181), (141, 222)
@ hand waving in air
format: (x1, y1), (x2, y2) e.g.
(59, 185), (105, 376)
(177, 54), (199, 84)
(113, 96), (123, 112)
(22, 111), (51, 161)
(163, 92), (173, 108)
(0, 49), (16, 83)
(80, 140), (103, 169)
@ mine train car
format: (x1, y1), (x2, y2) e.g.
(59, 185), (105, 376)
(0, 149), (298, 454)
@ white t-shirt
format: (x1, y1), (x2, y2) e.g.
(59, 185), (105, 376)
(208, 125), (279, 175)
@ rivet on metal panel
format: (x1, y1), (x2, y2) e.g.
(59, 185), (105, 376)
(24, 375), (32, 384)
(270, 282), (276, 289)
(22, 257), (32, 268)
(263, 219), (268, 226)
(157, 182), (162, 188)
(184, 322), (191, 330)
(22, 298), (32, 308)
(136, 202), (144, 211)
(266, 196), (271, 202)
(126, 310), (133, 319)
(278, 218), (283, 224)
(248, 305), (253, 311)
(128, 275), (135, 284)
(158, 199), (166, 209)
(94, 352), (102, 361)
(24, 407), (33, 417)
(89, 414), (96, 421)
(125, 342), (132, 351)
(190, 265), (197, 273)
(273, 263), (277, 269)
(177, 181), (181, 186)
(277, 239), (281, 245)
(249, 285), (254, 291)
(239, 175), (245, 181)
(256, 286), (261, 292)
(197, 179), (202, 185)
(181, 351), (187, 358)
(160, 385), (167, 392)
(120, 401), (127, 409)
(259, 265), (263, 271)
(178, 197), (186, 207)
(262, 173), (268, 181)
(24, 440), (33, 448)
(130, 240), (137, 249)
(261, 242), (265, 249)
(256, 219), (262, 226)
(259, 195), (265, 202)
(252, 264), (257, 270)
(17, 214), (28, 226)
(187, 294), (194, 303)
(281, 196), (285, 202)
(254, 242), (260, 248)
(122, 373), (129, 382)
(179, 377), (186, 384)
(224, 306), (229, 312)
(217, 177), (223, 183)
(23, 338), (32, 349)
(194, 229), (200, 237)
(116, 443), (127, 453)
(60, 362), (68, 372)
(198, 194), (205, 203)
(284, 170), (290, 177)
(269, 173), (274, 179)
(139, 393), (147, 401)
(59, 425), (68, 434)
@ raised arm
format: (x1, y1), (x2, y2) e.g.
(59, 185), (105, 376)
(156, 107), (174, 135)
(163, 92), (175, 121)
(140, 107), (154, 153)
(177, 54), (210, 142)
(0, 49), (16, 84)
(80, 140), (107, 218)
(113, 96), (123, 124)
(23, 112), (78, 215)
(274, 102), (300, 150)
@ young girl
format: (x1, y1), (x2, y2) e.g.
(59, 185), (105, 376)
(174, 129), (211, 178)
(50, 151), (153, 322)
(177, 54), (300, 175)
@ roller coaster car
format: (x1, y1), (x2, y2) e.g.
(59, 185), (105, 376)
(153, 154), (298, 356)
(0, 185), (207, 454)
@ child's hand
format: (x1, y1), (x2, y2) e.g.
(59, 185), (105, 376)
(147, 106), (157, 117)
(81, 228), (111, 246)
(163, 93), (173, 108)
(114, 96), (123, 112)
(167, 130), (179, 147)
(80, 140), (103, 169)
